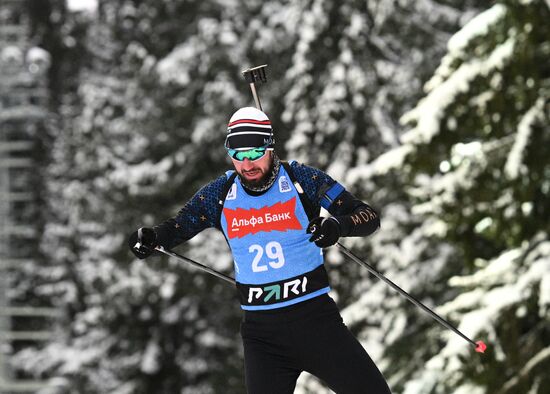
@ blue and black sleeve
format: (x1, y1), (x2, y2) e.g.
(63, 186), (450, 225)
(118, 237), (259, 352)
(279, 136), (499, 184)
(153, 174), (228, 249)
(290, 161), (380, 237)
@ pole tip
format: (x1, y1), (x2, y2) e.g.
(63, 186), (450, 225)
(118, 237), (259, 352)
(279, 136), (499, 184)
(475, 340), (487, 353)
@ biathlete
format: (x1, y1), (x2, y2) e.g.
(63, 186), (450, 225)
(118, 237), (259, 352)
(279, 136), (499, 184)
(129, 107), (392, 394)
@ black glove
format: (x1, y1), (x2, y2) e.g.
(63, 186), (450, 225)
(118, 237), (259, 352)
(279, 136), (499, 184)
(128, 227), (158, 259)
(306, 217), (341, 248)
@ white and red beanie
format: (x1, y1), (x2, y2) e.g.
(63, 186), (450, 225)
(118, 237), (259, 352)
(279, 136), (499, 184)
(225, 107), (274, 150)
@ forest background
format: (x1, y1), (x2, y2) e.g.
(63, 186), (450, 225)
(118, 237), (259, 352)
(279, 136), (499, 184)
(1, 0), (548, 393)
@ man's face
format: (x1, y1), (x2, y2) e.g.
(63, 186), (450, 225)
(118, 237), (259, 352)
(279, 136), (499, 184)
(231, 151), (274, 187)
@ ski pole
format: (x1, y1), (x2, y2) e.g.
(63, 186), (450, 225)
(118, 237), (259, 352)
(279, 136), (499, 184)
(155, 246), (236, 285)
(336, 243), (487, 354)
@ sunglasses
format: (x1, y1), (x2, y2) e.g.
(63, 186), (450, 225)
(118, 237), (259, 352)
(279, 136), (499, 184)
(226, 145), (271, 162)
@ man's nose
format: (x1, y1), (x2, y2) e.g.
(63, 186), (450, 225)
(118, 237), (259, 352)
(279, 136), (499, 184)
(241, 158), (253, 169)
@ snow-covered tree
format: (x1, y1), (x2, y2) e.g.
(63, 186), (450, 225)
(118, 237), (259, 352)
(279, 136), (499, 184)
(16, 1), (247, 392)
(342, 1), (549, 393)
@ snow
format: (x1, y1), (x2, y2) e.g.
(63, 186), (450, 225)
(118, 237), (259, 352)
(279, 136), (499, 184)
(402, 372), (438, 394)
(26, 47), (51, 66)
(67, 0), (98, 12)
(407, 235), (550, 392)
(500, 347), (550, 393)
(448, 249), (520, 287)
(159, 273), (177, 299)
(505, 97), (545, 179)
(474, 217), (493, 233)
(140, 340), (161, 374)
(453, 141), (482, 157)
(346, 145), (413, 183)
(1, 45), (24, 63)
(426, 4), (508, 90)
(156, 45), (196, 85)
(347, 13), (366, 38)
(108, 157), (174, 194)
(447, 4), (507, 56)
(401, 37), (516, 145)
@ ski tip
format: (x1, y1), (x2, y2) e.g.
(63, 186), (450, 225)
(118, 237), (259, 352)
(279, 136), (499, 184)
(475, 340), (487, 354)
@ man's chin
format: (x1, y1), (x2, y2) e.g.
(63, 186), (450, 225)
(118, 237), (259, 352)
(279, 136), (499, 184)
(240, 172), (267, 187)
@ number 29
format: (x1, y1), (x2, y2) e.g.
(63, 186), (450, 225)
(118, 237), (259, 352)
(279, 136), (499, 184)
(249, 241), (285, 272)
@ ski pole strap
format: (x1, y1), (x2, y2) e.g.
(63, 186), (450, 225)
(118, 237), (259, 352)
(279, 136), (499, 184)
(236, 265), (330, 309)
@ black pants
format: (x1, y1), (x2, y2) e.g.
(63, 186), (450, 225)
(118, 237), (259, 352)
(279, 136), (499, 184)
(240, 294), (392, 394)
